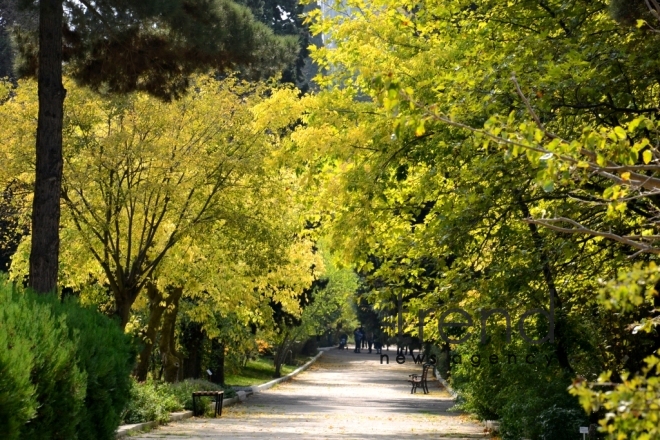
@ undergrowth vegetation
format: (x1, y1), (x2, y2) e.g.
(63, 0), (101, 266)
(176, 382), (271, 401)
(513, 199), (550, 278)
(121, 379), (234, 424)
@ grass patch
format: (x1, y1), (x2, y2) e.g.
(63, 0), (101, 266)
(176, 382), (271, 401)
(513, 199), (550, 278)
(224, 357), (300, 387)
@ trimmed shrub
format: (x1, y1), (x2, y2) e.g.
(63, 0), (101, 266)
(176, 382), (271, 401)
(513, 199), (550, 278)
(0, 280), (86, 440)
(52, 297), (135, 440)
(0, 277), (134, 440)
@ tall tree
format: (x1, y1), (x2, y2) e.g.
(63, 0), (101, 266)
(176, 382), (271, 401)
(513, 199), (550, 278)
(293, 0), (660, 436)
(236, 0), (314, 92)
(10, 0), (297, 293)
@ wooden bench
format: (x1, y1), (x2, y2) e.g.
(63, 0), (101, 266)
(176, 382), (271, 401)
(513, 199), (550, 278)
(192, 390), (224, 417)
(407, 363), (432, 394)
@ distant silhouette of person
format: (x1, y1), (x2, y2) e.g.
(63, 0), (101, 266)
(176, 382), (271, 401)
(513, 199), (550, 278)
(338, 332), (348, 349)
(374, 334), (382, 354)
(353, 328), (363, 353)
(366, 330), (374, 353)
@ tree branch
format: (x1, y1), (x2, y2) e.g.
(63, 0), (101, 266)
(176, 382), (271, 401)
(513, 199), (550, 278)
(524, 217), (660, 255)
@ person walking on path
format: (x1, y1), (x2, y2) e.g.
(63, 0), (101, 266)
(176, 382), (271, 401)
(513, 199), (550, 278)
(338, 332), (348, 350)
(366, 330), (374, 353)
(353, 327), (363, 353)
(374, 335), (382, 354)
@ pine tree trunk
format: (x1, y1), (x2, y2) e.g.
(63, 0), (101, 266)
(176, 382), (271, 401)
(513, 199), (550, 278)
(30, 0), (64, 294)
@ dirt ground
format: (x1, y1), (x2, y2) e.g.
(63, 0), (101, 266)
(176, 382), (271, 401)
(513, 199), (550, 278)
(133, 346), (488, 439)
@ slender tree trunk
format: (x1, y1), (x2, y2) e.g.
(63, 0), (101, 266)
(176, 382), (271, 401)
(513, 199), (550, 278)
(160, 287), (183, 383)
(274, 332), (291, 378)
(134, 284), (167, 381)
(517, 195), (573, 373)
(30, 0), (64, 294)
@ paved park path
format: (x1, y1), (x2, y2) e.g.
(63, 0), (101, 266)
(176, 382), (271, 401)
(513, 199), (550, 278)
(135, 346), (488, 439)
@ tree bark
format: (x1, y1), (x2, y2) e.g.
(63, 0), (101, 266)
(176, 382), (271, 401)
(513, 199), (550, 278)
(273, 331), (291, 378)
(210, 339), (226, 386)
(134, 283), (167, 381)
(160, 287), (183, 383)
(115, 287), (140, 330)
(181, 322), (205, 379)
(30, 0), (65, 294)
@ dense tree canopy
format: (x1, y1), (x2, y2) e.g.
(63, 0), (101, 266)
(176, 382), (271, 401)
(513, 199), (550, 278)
(282, 0), (660, 437)
(2, 0), (299, 295)
(4, 0), (660, 438)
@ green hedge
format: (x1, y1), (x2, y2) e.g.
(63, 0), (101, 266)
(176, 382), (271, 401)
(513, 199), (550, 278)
(451, 341), (587, 440)
(0, 278), (134, 440)
(53, 296), (135, 440)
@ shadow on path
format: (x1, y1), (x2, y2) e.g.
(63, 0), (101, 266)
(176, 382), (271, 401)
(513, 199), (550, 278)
(135, 346), (488, 439)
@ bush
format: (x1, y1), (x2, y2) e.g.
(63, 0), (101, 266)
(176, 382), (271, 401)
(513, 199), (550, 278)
(122, 378), (234, 424)
(122, 379), (183, 424)
(451, 340), (588, 440)
(0, 280), (86, 440)
(0, 277), (134, 440)
(52, 297), (135, 440)
(300, 338), (318, 356)
(0, 316), (34, 440)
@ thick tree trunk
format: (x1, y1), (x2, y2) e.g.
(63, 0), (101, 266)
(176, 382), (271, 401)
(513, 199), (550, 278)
(160, 287), (183, 383)
(210, 339), (226, 386)
(30, 0), (64, 294)
(134, 284), (167, 381)
(181, 322), (205, 379)
(115, 287), (140, 330)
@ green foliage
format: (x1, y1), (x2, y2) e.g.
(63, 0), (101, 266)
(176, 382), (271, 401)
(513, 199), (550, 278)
(0, 276), (134, 439)
(609, 0), (650, 25)
(0, 289), (38, 440)
(0, 277), (86, 440)
(122, 379), (234, 424)
(122, 379), (183, 425)
(235, 0), (314, 92)
(571, 351), (660, 439)
(13, 0), (298, 100)
(295, 0), (660, 437)
(451, 336), (588, 439)
(51, 298), (135, 440)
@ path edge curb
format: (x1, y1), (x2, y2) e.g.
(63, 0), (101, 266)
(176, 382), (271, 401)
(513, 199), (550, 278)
(433, 366), (458, 398)
(116, 411), (192, 438)
(433, 366), (499, 435)
(115, 350), (325, 438)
